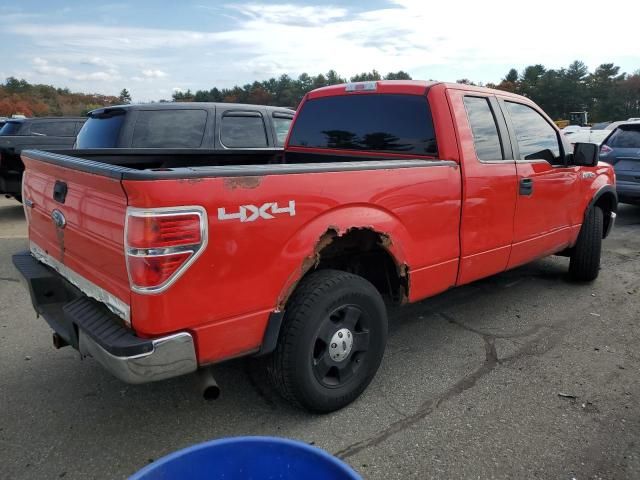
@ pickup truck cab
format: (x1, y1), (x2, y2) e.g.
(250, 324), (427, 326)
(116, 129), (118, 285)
(13, 81), (616, 412)
(0, 117), (85, 200)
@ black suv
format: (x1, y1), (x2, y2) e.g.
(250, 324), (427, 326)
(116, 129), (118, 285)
(0, 117), (86, 200)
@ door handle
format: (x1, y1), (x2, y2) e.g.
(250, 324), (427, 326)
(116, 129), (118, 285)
(519, 178), (533, 196)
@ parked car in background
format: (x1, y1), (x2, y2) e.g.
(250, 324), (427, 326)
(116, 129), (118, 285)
(600, 122), (640, 204)
(0, 117), (8, 129)
(563, 128), (610, 147)
(75, 102), (295, 150)
(13, 81), (616, 412)
(0, 117), (86, 200)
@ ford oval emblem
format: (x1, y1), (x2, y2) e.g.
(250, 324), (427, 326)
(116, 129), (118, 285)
(51, 209), (66, 229)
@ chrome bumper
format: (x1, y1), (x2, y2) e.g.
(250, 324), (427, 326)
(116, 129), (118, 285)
(79, 330), (198, 384)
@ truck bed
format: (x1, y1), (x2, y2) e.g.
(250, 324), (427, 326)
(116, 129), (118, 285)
(25, 149), (438, 180)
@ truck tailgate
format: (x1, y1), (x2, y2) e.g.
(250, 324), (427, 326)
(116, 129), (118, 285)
(22, 152), (130, 322)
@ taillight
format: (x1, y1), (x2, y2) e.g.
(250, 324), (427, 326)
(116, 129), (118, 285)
(125, 206), (207, 293)
(600, 144), (613, 155)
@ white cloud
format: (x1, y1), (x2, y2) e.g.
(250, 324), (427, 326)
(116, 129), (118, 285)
(32, 57), (72, 76)
(142, 69), (167, 78)
(4, 1), (640, 101)
(76, 71), (120, 81)
(82, 56), (113, 68)
(30, 56), (119, 83)
(227, 3), (348, 27)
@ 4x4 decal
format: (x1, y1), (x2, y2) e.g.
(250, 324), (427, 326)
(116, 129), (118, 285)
(218, 201), (296, 223)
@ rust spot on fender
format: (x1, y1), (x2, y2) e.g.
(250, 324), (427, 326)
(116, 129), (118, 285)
(276, 227), (339, 309)
(176, 178), (204, 184)
(223, 176), (263, 190)
(398, 264), (409, 304)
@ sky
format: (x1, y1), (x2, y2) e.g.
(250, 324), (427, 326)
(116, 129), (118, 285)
(1, 0), (639, 102)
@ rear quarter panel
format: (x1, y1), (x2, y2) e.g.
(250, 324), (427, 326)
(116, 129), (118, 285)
(123, 164), (461, 363)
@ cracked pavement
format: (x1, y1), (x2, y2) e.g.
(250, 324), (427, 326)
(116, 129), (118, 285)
(1, 196), (639, 479)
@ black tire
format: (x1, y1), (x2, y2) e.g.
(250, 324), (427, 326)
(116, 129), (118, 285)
(569, 206), (603, 281)
(267, 269), (387, 412)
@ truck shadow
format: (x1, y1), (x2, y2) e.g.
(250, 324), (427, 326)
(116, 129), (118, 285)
(0, 200), (23, 221)
(616, 203), (640, 226)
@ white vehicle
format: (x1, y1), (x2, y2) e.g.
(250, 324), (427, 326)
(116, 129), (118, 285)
(561, 125), (588, 135)
(564, 128), (610, 146)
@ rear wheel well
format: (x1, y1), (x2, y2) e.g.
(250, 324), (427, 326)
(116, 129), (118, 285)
(309, 228), (408, 304)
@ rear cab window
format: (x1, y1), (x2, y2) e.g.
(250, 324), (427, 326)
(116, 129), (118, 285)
(220, 111), (268, 148)
(288, 94), (437, 156)
(76, 109), (126, 148)
(606, 124), (640, 148)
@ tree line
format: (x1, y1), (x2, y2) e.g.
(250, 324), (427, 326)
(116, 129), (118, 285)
(485, 61), (640, 122)
(1, 61), (639, 122)
(0, 77), (120, 117)
(173, 61), (640, 122)
(172, 69), (412, 108)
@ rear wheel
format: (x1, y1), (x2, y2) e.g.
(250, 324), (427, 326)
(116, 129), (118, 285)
(569, 206), (603, 281)
(267, 269), (387, 412)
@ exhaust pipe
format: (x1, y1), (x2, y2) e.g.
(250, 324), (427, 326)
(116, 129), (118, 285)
(196, 368), (221, 401)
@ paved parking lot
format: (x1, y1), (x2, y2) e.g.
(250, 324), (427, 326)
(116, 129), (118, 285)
(1, 196), (639, 479)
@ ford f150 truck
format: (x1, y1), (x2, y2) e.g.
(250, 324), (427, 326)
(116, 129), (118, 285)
(0, 117), (86, 200)
(13, 81), (617, 412)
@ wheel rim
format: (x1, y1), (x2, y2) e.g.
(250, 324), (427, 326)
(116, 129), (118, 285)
(311, 304), (371, 388)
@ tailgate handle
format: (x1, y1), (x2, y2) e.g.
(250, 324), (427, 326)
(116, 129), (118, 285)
(53, 181), (68, 204)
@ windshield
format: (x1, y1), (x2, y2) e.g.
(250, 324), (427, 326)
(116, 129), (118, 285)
(0, 121), (23, 136)
(75, 111), (125, 148)
(288, 94), (437, 156)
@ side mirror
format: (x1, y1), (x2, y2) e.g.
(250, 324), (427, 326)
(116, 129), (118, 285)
(573, 142), (599, 167)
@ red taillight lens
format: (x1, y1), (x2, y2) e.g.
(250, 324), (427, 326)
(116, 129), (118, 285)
(125, 207), (207, 293)
(600, 144), (613, 155)
(127, 252), (192, 288)
(127, 214), (201, 248)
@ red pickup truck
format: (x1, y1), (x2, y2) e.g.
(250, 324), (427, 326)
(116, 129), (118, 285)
(13, 81), (617, 412)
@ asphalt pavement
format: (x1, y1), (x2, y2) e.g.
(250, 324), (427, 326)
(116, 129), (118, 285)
(1, 196), (639, 479)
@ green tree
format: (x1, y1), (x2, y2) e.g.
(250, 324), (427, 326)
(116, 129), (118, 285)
(384, 71), (412, 80)
(505, 68), (519, 83)
(350, 70), (382, 82)
(118, 88), (132, 104)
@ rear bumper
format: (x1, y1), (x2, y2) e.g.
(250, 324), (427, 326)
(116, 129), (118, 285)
(12, 251), (197, 384)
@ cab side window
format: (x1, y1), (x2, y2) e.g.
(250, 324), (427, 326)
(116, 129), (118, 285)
(220, 112), (268, 148)
(463, 96), (504, 160)
(506, 102), (561, 164)
(31, 121), (76, 137)
(132, 109), (207, 148)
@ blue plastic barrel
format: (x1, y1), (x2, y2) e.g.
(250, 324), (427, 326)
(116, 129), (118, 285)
(130, 436), (361, 480)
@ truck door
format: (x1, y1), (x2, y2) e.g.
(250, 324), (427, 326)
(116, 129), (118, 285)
(500, 99), (580, 268)
(447, 90), (518, 285)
